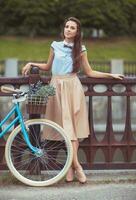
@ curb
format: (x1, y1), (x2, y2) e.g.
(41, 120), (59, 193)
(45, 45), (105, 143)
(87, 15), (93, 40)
(84, 169), (136, 184)
(1, 170), (136, 186)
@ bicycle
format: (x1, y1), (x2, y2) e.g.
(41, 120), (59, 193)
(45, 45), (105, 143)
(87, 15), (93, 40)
(0, 86), (73, 186)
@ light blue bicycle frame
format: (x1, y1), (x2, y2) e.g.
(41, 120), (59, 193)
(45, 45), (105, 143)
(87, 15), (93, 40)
(0, 102), (38, 153)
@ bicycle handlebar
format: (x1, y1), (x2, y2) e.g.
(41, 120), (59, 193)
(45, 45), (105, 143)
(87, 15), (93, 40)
(1, 86), (22, 94)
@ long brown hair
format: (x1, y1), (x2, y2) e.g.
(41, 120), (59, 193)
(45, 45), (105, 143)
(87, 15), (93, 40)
(62, 17), (82, 73)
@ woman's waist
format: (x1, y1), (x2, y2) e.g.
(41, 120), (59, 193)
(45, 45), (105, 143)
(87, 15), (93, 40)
(52, 73), (77, 79)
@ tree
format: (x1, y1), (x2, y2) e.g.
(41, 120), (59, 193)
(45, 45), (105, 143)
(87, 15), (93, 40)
(0, 0), (135, 37)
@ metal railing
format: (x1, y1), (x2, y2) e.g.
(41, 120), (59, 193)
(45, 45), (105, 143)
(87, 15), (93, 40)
(0, 68), (136, 170)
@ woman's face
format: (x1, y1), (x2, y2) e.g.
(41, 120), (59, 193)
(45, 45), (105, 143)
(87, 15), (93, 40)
(64, 20), (78, 40)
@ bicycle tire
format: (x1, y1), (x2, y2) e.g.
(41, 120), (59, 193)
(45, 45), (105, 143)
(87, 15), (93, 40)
(5, 119), (73, 186)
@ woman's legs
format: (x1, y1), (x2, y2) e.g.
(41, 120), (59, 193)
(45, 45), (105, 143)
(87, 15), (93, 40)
(71, 140), (80, 168)
(66, 140), (86, 183)
(66, 140), (79, 182)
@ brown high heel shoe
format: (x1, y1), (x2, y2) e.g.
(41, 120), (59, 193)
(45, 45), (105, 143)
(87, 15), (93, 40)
(75, 166), (87, 184)
(66, 167), (74, 182)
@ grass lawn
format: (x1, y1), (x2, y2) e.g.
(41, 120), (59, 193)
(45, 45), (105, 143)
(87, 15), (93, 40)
(0, 36), (136, 61)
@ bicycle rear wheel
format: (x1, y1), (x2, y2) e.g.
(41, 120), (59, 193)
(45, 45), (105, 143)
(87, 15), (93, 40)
(5, 119), (73, 186)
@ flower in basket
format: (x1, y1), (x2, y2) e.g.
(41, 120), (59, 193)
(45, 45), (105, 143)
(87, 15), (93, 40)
(27, 81), (55, 105)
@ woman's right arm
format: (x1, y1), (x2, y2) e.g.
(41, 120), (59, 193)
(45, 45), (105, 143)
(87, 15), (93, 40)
(22, 48), (54, 75)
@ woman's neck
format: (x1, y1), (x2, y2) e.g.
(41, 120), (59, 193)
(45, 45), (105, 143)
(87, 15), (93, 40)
(64, 38), (74, 44)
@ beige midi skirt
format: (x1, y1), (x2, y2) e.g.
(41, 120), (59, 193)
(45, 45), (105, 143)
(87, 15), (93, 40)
(42, 73), (90, 141)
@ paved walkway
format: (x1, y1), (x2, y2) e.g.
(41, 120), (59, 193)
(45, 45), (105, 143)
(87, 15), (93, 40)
(0, 170), (136, 200)
(1, 183), (136, 200)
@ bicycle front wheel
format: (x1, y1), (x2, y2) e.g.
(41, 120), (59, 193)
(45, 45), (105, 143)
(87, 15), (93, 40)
(5, 119), (73, 186)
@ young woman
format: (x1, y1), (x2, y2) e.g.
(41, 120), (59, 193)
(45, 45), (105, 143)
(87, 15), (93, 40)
(22, 17), (124, 184)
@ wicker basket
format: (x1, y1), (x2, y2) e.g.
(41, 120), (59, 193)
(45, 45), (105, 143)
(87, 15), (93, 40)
(26, 95), (47, 114)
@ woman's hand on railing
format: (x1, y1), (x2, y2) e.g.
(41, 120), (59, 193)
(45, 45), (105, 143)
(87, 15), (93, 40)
(111, 74), (124, 80)
(22, 63), (32, 75)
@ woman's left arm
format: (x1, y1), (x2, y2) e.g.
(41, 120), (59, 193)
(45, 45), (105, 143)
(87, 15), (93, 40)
(81, 52), (124, 80)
